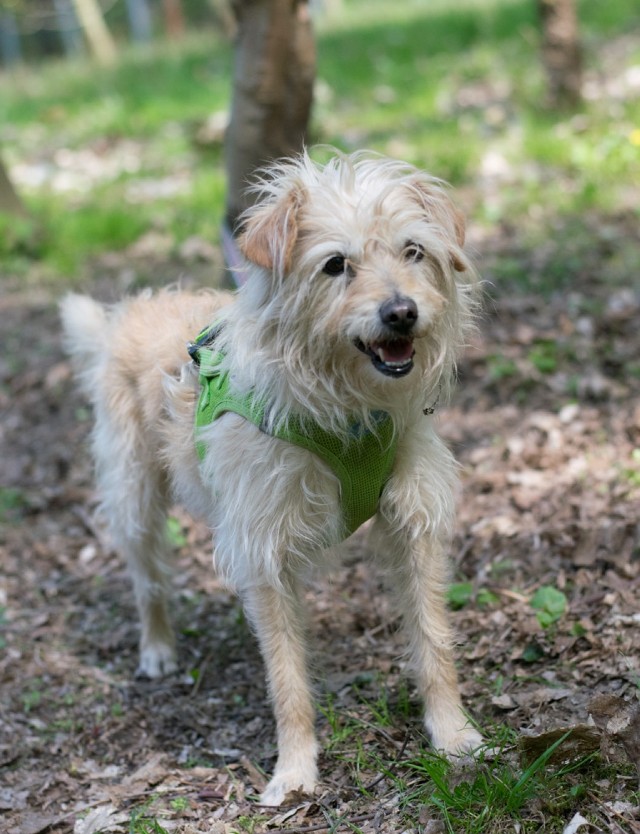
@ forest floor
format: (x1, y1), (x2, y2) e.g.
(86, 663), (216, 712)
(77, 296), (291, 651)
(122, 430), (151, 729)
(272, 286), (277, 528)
(1, 211), (640, 833)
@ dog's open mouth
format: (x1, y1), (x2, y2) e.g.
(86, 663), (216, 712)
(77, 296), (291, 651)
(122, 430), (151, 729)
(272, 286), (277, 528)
(355, 338), (415, 377)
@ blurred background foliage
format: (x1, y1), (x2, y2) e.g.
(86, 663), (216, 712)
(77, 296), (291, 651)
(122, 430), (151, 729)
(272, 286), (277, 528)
(0, 0), (638, 286)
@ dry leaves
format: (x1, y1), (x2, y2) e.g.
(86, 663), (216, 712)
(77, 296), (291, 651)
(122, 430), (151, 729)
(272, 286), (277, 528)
(1, 214), (639, 832)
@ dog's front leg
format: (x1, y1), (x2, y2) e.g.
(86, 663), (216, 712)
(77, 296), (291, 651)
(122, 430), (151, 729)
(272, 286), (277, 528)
(381, 524), (482, 755)
(243, 574), (318, 806)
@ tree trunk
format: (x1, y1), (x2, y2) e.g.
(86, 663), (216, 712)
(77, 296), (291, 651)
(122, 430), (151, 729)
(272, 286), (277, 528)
(71, 0), (117, 66)
(125, 0), (153, 43)
(0, 157), (27, 217)
(0, 11), (22, 67)
(224, 0), (315, 232)
(54, 0), (85, 57)
(537, 0), (582, 108)
(162, 0), (185, 40)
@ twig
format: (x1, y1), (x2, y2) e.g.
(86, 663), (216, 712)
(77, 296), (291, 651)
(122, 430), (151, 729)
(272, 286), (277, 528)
(363, 730), (411, 791)
(343, 712), (406, 751)
(491, 587), (530, 603)
(190, 651), (214, 698)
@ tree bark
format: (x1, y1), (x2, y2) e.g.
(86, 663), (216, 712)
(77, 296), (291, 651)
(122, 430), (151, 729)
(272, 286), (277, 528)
(0, 11), (22, 67)
(537, 0), (582, 108)
(71, 0), (117, 66)
(224, 0), (315, 231)
(125, 0), (153, 43)
(162, 0), (185, 40)
(54, 0), (85, 56)
(0, 156), (27, 217)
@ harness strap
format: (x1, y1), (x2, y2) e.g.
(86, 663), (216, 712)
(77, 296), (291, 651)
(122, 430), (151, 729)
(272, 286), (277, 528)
(189, 326), (398, 538)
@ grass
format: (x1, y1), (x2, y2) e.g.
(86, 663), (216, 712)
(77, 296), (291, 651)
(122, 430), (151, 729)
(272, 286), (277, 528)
(0, 0), (638, 284)
(319, 700), (638, 833)
(0, 486), (28, 522)
(15, 657), (636, 834)
(129, 802), (171, 834)
(1, 32), (232, 141)
(400, 732), (589, 834)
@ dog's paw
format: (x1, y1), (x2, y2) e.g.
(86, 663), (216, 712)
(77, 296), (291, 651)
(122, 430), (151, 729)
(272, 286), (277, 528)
(426, 714), (483, 757)
(137, 642), (178, 678)
(434, 726), (483, 757)
(260, 767), (318, 807)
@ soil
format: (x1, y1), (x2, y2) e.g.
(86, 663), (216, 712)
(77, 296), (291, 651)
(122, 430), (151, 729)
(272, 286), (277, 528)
(1, 215), (639, 833)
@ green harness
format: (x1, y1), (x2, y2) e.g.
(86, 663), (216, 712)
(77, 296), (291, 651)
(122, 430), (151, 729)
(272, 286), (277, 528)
(189, 325), (398, 538)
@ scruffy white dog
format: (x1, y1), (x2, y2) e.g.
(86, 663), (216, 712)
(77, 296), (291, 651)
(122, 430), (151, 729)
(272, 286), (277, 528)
(61, 151), (482, 805)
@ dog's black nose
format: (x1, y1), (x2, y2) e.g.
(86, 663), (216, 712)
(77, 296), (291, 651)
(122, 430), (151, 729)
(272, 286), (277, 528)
(379, 295), (418, 333)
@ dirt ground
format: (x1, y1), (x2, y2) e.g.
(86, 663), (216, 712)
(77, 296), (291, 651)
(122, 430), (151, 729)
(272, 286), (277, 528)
(1, 214), (639, 834)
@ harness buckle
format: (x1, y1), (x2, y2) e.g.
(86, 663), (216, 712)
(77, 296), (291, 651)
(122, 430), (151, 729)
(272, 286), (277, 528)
(187, 321), (224, 365)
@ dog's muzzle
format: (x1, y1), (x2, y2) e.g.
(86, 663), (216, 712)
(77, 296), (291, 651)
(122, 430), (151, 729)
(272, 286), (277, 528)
(355, 294), (418, 377)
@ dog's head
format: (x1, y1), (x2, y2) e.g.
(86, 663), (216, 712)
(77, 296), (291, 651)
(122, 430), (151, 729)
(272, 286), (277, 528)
(235, 151), (478, 420)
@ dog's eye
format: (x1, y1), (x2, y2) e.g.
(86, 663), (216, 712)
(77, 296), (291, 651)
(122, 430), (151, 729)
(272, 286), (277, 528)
(404, 242), (424, 262)
(323, 255), (346, 277)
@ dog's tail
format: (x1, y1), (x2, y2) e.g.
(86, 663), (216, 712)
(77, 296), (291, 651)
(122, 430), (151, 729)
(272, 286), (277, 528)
(59, 293), (111, 400)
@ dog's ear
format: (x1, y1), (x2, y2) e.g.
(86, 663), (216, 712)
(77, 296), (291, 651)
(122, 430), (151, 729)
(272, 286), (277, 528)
(409, 178), (468, 272)
(238, 188), (303, 275)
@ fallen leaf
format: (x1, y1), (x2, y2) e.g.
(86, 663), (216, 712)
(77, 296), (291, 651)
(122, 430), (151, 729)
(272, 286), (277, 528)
(122, 752), (167, 786)
(239, 756), (267, 792)
(520, 725), (600, 766)
(7, 812), (69, 834)
(44, 361), (72, 391)
(562, 812), (590, 834)
(514, 687), (573, 709)
(73, 805), (128, 834)
(0, 788), (29, 811)
(491, 693), (517, 710)
(266, 803), (311, 828)
(589, 694), (640, 777)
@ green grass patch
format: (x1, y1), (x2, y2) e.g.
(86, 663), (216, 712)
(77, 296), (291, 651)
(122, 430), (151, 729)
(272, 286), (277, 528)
(488, 354), (519, 380)
(0, 33), (232, 142)
(21, 681), (44, 713)
(322, 715), (637, 834)
(0, 487), (31, 523)
(129, 805), (170, 834)
(33, 195), (151, 273)
(401, 731), (588, 833)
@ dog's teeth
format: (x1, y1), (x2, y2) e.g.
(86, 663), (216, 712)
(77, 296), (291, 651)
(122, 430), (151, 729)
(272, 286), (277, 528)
(377, 352), (408, 368)
(374, 341), (414, 366)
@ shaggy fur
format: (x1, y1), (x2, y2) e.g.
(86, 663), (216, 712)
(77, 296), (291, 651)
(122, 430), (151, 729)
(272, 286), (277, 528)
(60, 151), (482, 806)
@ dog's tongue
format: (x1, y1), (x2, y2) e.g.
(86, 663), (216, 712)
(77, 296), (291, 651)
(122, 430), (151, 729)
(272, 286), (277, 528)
(372, 339), (414, 364)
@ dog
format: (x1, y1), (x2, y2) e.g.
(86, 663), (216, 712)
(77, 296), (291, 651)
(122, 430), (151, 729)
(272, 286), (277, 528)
(60, 150), (482, 805)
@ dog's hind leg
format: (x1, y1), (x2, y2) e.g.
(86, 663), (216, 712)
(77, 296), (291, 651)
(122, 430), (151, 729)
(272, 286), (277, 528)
(122, 507), (177, 679)
(93, 406), (177, 678)
(243, 574), (318, 806)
